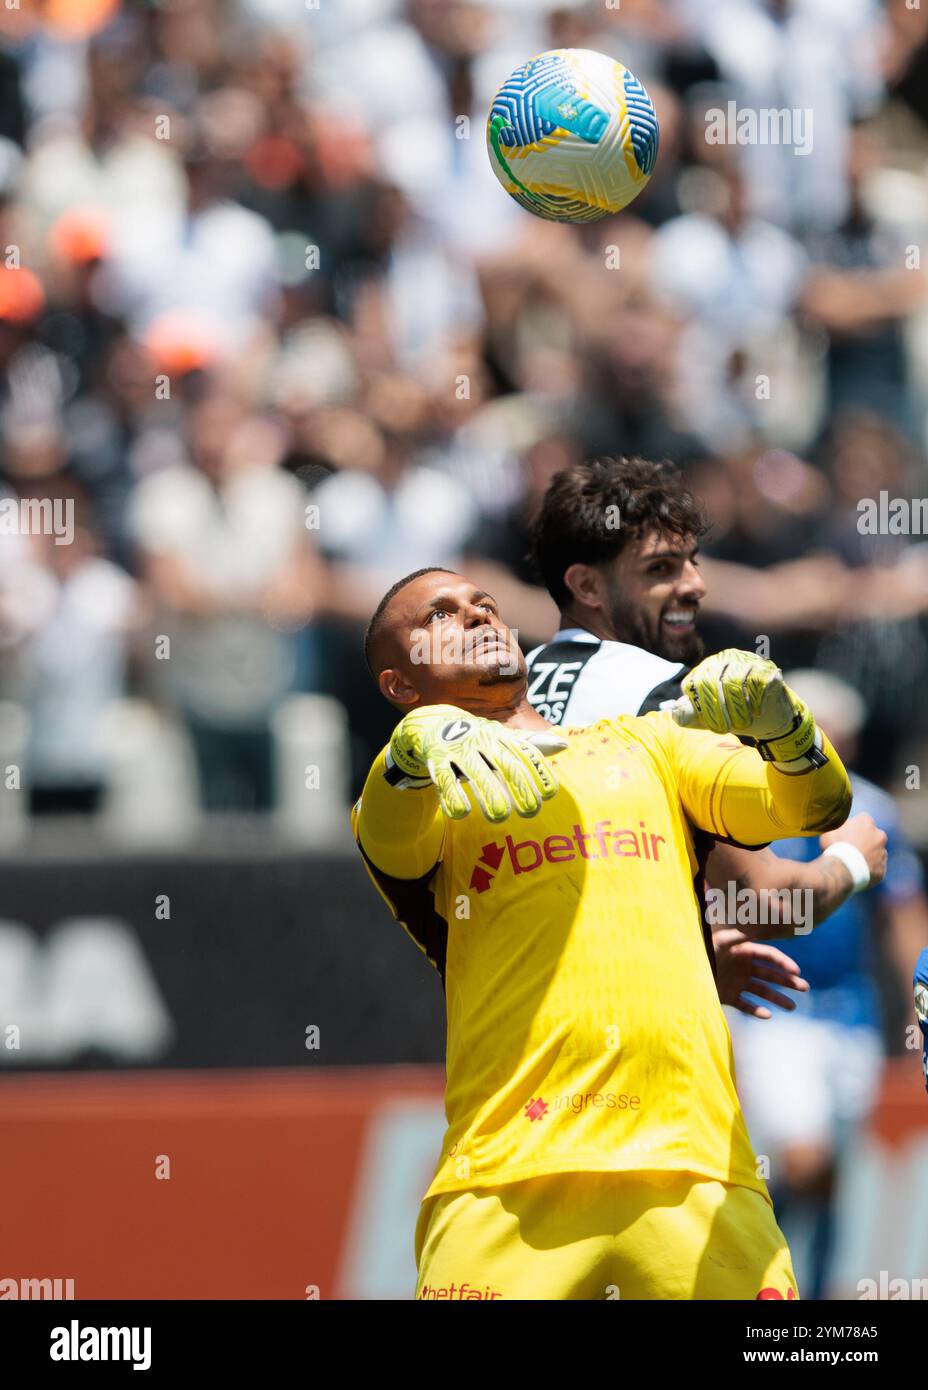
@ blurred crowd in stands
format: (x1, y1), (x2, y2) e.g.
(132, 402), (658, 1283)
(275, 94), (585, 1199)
(3, 0), (928, 822)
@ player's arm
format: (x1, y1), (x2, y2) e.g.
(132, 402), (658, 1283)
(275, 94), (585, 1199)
(353, 704), (563, 878)
(665, 649), (853, 844)
(639, 660), (885, 935)
(354, 744), (446, 880)
(706, 814), (888, 941)
(669, 732), (851, 844)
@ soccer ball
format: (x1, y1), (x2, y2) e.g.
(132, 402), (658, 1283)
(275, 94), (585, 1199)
(486, 48), (659, 224)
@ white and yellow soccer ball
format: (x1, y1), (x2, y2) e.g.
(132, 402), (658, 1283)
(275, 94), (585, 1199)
(487, 48), (659, 224)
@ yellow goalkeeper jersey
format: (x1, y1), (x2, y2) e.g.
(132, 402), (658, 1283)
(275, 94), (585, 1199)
(352, 711), (850, 1202)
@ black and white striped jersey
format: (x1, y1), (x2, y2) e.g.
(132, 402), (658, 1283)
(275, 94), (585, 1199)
(524, 627), (688, 727)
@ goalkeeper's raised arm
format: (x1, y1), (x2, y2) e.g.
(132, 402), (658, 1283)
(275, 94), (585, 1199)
(666, 648), (853, 844)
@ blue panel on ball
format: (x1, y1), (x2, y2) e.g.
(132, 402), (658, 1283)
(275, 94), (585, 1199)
(531, 84), (608, 146)
(623, 69), (659, 175)
(491, 53), (608, 149)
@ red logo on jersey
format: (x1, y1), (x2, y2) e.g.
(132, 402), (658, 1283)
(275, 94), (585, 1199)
(756, 1287), (797, 1300)
(524, 1098), (549, 1122)
(467, 820), (665, 893)
(468, 840), (505, 894)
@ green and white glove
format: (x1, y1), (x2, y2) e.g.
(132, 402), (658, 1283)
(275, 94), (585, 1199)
(385, 704), (566, 821)
(671, 649), (827, 772)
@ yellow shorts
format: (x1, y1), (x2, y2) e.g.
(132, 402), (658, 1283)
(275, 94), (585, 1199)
(415, 1171), (798, 1301)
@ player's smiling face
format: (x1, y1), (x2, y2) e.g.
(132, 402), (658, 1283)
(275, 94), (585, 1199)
(602, 530), (706, 663)
(379, 571), (526, 708)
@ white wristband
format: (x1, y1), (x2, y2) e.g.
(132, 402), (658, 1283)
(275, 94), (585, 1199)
(822, 841), (871, 893)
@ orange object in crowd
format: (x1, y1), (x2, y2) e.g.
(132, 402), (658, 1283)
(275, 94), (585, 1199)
(49, 208), (110, 266)
(142, 311), (221, 376)
(0, 266), (45, 325)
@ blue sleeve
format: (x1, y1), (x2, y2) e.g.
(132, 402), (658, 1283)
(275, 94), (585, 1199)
(879, 802), (924, 906)
(915, 948), (928, 1096)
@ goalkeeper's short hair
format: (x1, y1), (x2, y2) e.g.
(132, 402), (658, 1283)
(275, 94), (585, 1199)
(364, 567), (459, 677)
(530, 456), (708, 608)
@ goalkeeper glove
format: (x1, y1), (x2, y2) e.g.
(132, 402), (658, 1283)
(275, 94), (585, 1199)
(915, 948), (928, 1096)
(672, 649), (827, 772)
(385, 704), (565, 822)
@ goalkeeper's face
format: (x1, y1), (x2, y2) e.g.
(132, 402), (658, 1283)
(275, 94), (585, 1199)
(601, 529), (706, 664)
(376, 571), (526, 708)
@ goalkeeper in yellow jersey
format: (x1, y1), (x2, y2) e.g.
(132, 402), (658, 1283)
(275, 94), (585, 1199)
(353, 565), (852, 1301)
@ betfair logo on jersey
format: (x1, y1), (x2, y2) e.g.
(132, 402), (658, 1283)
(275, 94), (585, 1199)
(468, 819), (665, 893)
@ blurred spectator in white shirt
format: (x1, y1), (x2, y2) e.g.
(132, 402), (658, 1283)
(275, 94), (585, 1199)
(111, 126), (280, 354)
(0, 484), (141, 814)
(800, 125), (928, 433)
(684, 0), (883, 231)
(649, 160), (808, 450)
(130, 386), (322, 811)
